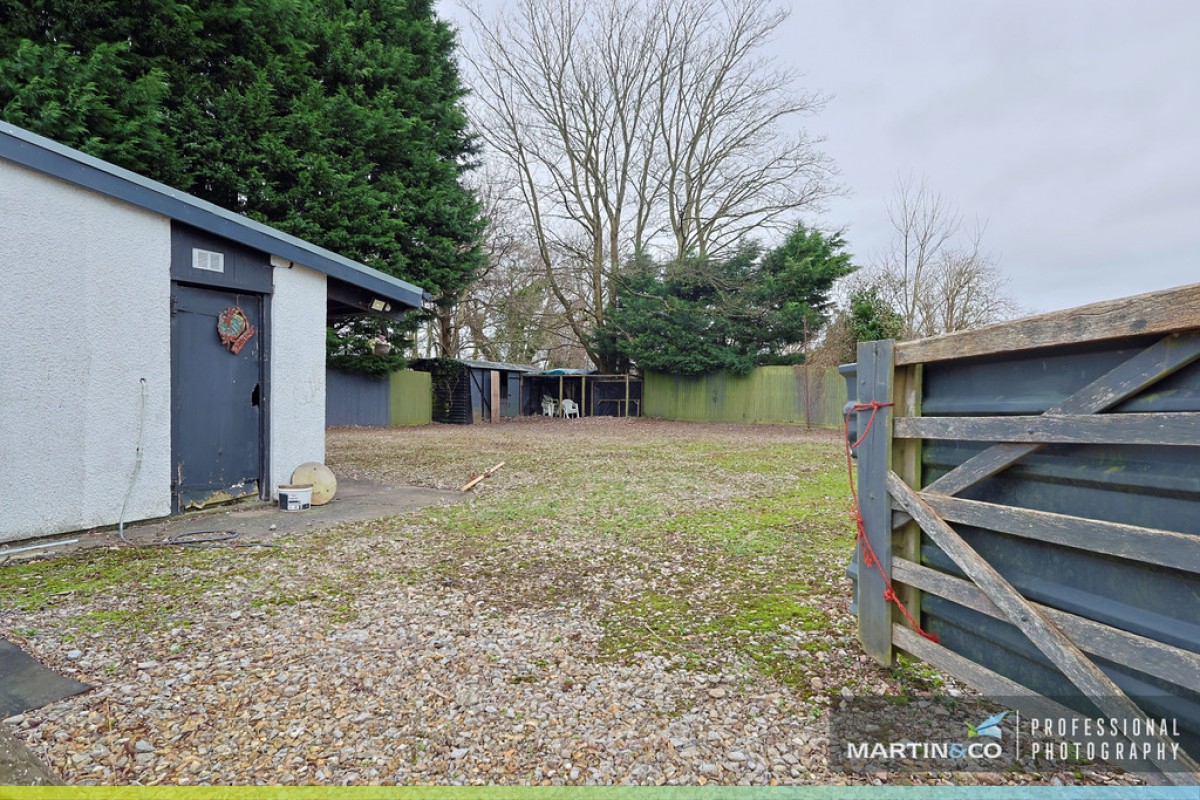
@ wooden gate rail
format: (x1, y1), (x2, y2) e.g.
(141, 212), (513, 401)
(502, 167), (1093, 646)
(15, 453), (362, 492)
(887, 472), (1198, 781)
(891, 330), (1200, 527)
(921, 494), (1200, 574)
(892, 283), (1200, 366)
(893, 625), (1165, 778)
(851, 285), (1200, 785)
(893, 558), (1200, 689)
(897, 412), (1200, 445)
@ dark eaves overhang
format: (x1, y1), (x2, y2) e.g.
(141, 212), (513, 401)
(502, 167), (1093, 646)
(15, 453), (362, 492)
(0, 122), (429, 312)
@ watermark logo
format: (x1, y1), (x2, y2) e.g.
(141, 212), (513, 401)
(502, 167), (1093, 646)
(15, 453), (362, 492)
(841, 711), (1005, 764)
(828, 696), (1192, 775)
(966, 711), (1009, 740)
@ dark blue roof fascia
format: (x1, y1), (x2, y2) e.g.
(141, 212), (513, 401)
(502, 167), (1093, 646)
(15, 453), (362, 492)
(0, 122), (428, 310)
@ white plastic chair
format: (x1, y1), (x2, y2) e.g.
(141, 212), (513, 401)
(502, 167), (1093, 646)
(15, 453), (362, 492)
(560, 398), (580, 418)
(541, 397), (557, 416)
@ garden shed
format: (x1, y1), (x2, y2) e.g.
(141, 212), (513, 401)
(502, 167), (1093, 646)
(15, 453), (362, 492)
(0, 122), (427, 544)
(409, 358), (531, 424)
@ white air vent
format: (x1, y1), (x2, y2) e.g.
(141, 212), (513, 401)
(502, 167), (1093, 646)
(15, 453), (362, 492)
(192, 248), (225, 273)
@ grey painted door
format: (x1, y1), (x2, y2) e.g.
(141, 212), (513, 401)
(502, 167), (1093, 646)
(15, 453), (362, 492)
(171, 283), (264, 511)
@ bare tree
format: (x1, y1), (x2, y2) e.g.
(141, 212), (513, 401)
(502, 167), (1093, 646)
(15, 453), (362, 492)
(449, 161), (587, 366)
(458, 0), (836, 369)
(919, 226), (1019, 336)
(871, 177), (1018, 339)
(652, 0), (834, 259)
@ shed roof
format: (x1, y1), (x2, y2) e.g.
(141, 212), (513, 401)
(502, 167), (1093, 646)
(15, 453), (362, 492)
(0, 122), (428, 310)
(534, 368), (596, 376)
(459, 358), (537, 373)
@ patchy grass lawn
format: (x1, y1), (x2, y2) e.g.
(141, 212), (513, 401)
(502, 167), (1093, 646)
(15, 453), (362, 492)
(325, 418), (865, 692)
(3, 417), (1107, 786)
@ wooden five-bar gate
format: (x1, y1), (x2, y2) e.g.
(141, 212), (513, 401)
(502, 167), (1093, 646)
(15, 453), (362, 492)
(848, 283), (1200, 785)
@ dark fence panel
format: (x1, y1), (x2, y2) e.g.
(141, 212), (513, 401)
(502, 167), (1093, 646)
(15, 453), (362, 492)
(326, 368), (390, 427)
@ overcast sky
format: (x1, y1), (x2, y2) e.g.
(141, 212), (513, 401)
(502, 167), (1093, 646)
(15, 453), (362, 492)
(443, 0), (1199, 315)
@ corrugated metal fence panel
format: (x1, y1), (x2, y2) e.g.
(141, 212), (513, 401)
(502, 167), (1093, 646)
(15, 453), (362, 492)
(917, 337), (1200, 756)
(325, 368), (390, 427)
(389, 369), (432, 426)
(644, 366), (847, 426)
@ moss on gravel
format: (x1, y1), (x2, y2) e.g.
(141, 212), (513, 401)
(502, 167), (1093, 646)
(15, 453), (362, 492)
(3, 420), (860, 691)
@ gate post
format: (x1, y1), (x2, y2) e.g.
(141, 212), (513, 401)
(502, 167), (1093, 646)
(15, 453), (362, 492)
(856, 339), (895, 665)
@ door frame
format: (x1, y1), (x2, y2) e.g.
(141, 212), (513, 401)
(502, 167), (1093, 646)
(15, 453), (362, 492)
(169, 281), (272, 511)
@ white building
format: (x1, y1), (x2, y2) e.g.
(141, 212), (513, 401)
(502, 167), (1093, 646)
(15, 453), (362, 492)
(0, 122), (426, 544)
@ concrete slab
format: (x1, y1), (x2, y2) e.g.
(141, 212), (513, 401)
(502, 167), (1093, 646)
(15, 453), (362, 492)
(1, 479), (465, 557)
(0, 725), (58, 785)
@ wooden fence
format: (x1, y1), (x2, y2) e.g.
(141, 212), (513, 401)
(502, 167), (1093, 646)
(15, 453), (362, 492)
(326, 368), (431, 427)
(644, 365), (847, 427)
(849, 283), (1200, 785)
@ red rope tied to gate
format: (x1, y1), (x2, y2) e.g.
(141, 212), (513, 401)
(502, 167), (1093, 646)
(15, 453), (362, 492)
(844, 401), (940, 644)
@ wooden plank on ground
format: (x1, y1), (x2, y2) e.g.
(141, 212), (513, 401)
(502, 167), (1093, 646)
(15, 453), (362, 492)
(893, 557), (1200, 690)
(460, 462), (505, 492)
(855, 339), (895, 666)
(896, 412), (1200, 446)
(894, 283), (1200, 366)
(923, 493), (1200, 574)
(916, 332), (1200, 502)
(892, 625), (1176, 784)
(886, 471), (1200, 779)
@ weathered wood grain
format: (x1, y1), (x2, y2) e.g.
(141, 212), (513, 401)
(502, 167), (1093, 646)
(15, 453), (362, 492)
(886, 471), (1199, 779)
(912, 444), (1045, 514)
(893, 557), (1200, 690)
(909, 332), (1200, 507)
(923, 493), (1200, 574)
(896, 412), (1200, 446)
(855, 340), (895, 666)
(894, 283), (1200, 365)
(489, 370), (501, 424)
(892, 625), (1178, 785)
(891, 364), (924, 624)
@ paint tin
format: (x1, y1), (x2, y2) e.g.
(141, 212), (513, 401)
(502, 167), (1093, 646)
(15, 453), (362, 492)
(277, 484), (313, 512)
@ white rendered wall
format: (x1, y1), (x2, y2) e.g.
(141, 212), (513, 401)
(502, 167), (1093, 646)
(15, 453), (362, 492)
(269, 263), (327, 495)
(0, 162), (172, 543)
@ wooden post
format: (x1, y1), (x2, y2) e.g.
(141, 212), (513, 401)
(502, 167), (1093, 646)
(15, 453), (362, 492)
(855, 339), (895, 666)
(558, 375), (563, 416)
(891, 363), (923, 634)
(582, 375), (588, 417)
(624, 373), (630, 417)
(489, 370), (500, 424)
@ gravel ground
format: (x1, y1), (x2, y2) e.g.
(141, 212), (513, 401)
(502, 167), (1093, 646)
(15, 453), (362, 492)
(0, 419), (1145, 786)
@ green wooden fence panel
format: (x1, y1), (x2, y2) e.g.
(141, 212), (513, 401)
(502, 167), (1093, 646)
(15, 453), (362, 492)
(389, 369), (432, 426)
(643, 365), (847, 427)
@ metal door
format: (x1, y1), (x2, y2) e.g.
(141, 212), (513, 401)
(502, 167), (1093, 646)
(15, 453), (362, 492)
(171, 283), (264, 511)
